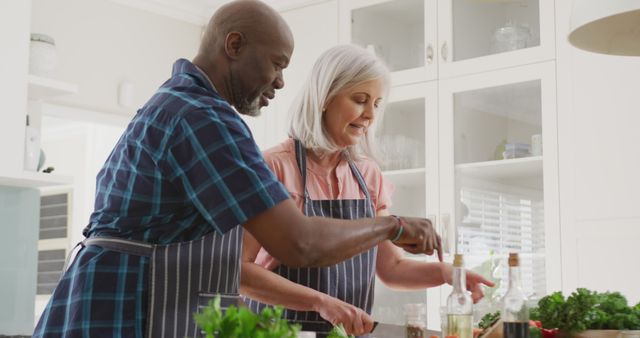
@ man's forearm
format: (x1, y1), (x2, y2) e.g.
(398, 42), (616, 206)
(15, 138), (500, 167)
(243, 199), (400, 268)
(290, 215), (398, 267)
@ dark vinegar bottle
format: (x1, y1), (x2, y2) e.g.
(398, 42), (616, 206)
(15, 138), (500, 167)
(501, 253), (529, 338)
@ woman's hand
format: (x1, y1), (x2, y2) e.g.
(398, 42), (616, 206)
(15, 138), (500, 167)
(313, 294), (374, 336)
(441, 264), (495, 303)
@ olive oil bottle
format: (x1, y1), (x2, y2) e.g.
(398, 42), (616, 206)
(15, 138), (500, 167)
(501, 253), (529, 338)
(446, 254), (473, 338)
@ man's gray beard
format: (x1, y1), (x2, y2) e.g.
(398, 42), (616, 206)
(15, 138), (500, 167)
(230, 70), (262, 117)
(236, 97), (261, 117)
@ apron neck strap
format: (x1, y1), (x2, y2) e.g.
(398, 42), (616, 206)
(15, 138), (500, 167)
(293, 139), (371, 201)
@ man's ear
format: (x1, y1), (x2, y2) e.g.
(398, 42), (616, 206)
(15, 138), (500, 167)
(224, 31), (245, 60)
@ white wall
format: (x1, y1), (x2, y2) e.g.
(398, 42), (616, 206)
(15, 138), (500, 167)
(557, 1), (640, 303)
(30, 0), (202, 116)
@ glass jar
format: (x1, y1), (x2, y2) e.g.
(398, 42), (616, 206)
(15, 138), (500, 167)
(491, 21), (532, 53)
(404, 303), (427, 338)
(29, 33), (57, 76)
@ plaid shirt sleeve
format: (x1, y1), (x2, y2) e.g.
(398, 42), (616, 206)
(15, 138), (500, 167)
(160, 107), (289, 234)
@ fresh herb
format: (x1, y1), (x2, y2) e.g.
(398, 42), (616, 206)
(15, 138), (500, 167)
(194, 296), (301, 338)
(478, 311), (500, 330)
(531, 288), (640, 334)
(327, 323), (355, 338)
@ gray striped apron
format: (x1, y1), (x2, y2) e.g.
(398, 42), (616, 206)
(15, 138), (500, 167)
(82, 227), (243, 338)
(245, 140), (377, 336)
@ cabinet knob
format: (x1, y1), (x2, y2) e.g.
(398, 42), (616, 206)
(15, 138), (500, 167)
(426, 44), (434, 65)
(441, 41), (449, 62)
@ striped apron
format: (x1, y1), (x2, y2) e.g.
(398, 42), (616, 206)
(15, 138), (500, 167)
(82, 227), (243, 338)
(245, 140), (378, 337)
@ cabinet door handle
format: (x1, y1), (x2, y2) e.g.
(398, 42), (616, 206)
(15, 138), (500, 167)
(426, 43), (434, 65)
(440, 41), (449, 62)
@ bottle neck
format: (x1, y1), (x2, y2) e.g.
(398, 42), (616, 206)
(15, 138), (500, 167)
(508, 265), (521, 290)
(452, 266), (467, 292)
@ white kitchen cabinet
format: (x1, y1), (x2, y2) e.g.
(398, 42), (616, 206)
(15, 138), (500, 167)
(437, 0), (555, 78)
(372, 81), (440, 325)
(339, 0), (438, 86)
(336, 0), (561, 329)
(338, 0), (555, 82)
(437, 61), (561, 320)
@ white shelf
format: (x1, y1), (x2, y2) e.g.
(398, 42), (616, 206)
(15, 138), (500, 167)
(28, 75), (78, 100)
(456, 156), (542, 186)
(0, 170), (73, 188)
(382, 167), (425, 187)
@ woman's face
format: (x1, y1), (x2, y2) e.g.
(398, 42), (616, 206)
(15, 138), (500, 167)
(323, 79), (384, 149)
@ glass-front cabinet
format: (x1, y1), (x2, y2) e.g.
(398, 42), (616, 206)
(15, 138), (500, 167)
(438, 0), (555, 78)
(437, 61), (561, 324)
(337, 0), (560, 330)
(339, 0), (438, 85)
(339, 0), (555, 82)
(371, 81), (440, 325)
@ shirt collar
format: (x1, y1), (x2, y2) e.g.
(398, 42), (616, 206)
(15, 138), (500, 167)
(171, 58), (218, 94)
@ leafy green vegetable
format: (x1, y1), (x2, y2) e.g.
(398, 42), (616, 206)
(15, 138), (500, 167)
(479, 311), (500, 330)
(534, 291), (566, 329)
(531, 288), (640, 334)
(194, 296), (301, 338)
(327, 323), (355, 338)
(529, 326), (542, 338)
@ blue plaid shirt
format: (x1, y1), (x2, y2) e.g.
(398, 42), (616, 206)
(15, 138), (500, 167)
(85, 59), (288, 243)
(33, 59), (289, 337)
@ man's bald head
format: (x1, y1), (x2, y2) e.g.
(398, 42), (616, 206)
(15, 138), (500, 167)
(193, 0), (294, 116)
(197, 0), (293, 61)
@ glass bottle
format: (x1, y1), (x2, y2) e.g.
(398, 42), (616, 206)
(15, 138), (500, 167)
(501, 253), (529, 338)
(446, 254), (473, 338)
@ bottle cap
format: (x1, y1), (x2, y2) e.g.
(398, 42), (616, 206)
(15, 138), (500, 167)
(453, 254), (464, 267)
(508, 252), (519, 267)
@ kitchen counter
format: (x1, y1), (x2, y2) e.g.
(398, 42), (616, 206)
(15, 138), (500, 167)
(370, 323), (440, 338)
(295, 319), (440, 338)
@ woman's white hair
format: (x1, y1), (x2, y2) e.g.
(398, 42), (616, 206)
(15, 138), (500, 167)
(288, 44), (390, 162)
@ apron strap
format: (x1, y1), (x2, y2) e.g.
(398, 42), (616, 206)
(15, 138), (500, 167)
(82, 236), (154, 257)
(293, 139), (311, 201)
(293, 139), (372, 202)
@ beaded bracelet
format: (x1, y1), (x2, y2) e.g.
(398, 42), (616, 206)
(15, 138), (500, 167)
(390, 215), (405, 242)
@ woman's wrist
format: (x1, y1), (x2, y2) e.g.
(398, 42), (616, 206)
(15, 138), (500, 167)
(311, 292), (329, 313)
(440, 262), (453, 285)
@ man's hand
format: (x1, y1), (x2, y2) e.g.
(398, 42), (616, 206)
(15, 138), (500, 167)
(392, 216), (443, 261)
(314, 294), (374, 336)
(441, 264), (495, 303)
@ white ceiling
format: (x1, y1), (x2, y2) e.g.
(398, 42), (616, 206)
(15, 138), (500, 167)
(110, 0), (322, 25)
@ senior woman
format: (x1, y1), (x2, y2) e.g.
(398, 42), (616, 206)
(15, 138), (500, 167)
(240, 44), (494, 337)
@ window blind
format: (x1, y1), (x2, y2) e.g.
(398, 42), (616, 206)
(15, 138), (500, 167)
(459, 186), (546, 301)
(37, 192), (71, 295)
